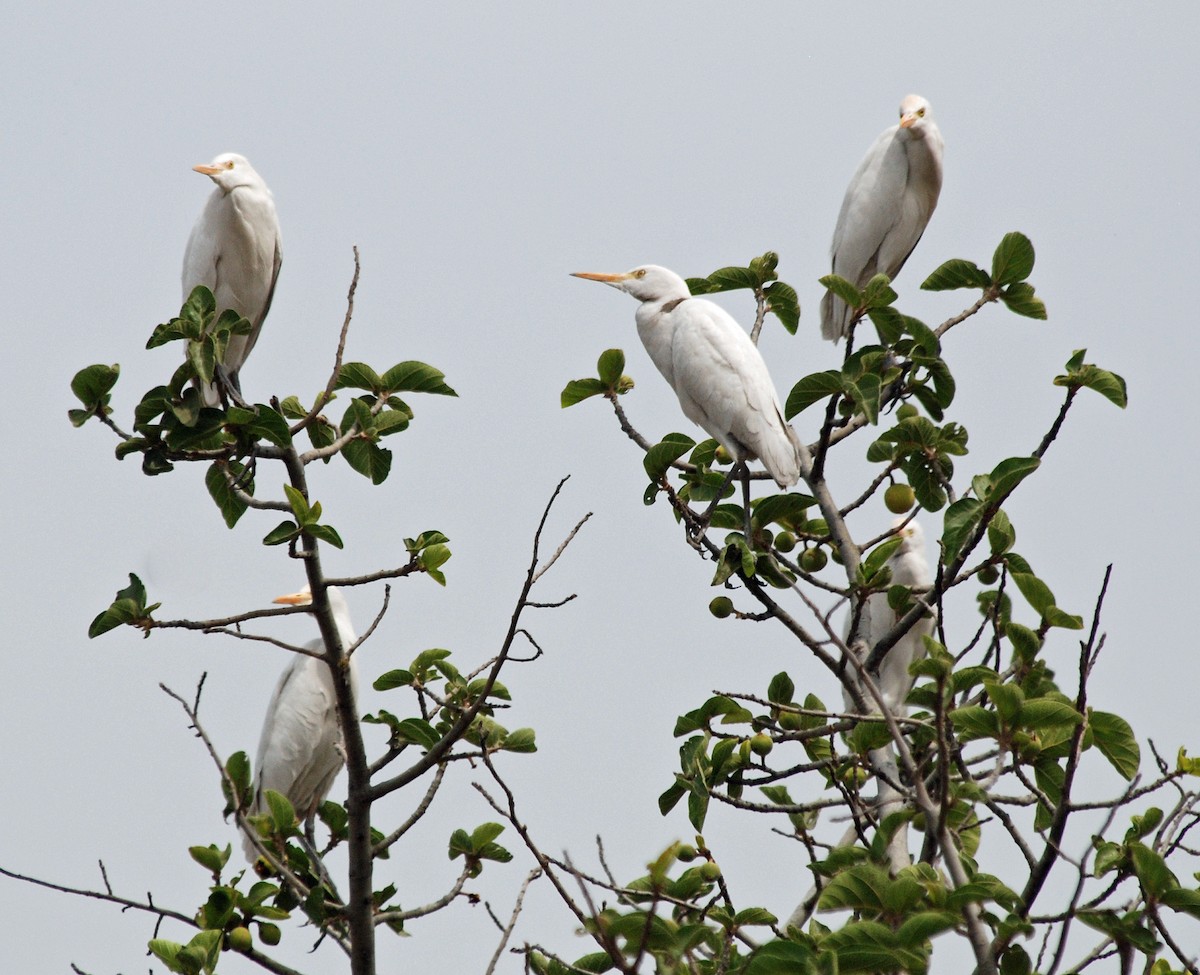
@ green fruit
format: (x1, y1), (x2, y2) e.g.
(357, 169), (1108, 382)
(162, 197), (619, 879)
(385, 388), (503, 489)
(896, 403), (919, 421)
(258, 923), (281, 947)
(750, 733), (774, 756)
(676, 844), (698, 862)
(800, 547), (828, 572)
(709, 596), (734, 619)
(774, 531), (796, 553)
(831, 544), (844, 565)
(884, 483), (916, 514)
(978, 565), (1000, 585)
(228, 926), (253, 953)
(837, 398), (853, 417)
(713, 445), (733, 465)
(778, 710), (803, 732)
(698, 861), (722, 881)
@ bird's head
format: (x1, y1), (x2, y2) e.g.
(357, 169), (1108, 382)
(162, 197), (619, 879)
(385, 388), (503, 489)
(892, 518), (925, 554)
(273, 584), (348, 617)
(193, 153), (265, 192)
(897, 95), (935, 139)
(572, 265), (690, 303)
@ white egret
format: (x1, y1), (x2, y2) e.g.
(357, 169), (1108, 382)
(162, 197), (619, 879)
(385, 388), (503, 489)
(183, 152), (282, 406)
(572, 265), (802, 490)
(242, 585), (358, 862)
(820, 95), (944, 342)
(842, 519), (935, 875)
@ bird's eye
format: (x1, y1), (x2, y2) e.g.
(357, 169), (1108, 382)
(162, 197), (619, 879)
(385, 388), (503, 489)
(634, 269), (647, 279)
(225, 160), (236, 169)
(917, 108), (926, 117)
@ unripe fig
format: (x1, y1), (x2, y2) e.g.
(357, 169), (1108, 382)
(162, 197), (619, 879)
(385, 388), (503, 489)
(709, 596), (734, 619)
(774, 530), (797, 553)
(714, 445), (733, 465)
(698, 861), (722, 881)
(896, 403), (919, 421)
(977, 565), (1000, 585)
(676, 844), (698, 862)
(750, 733), (774, 756)
(884, 483), (916, 514)
(800, 547), (828, 572)
(228, 926), (252, 953)
(258, 922), (281, 946)
(778, 710), (803, 732)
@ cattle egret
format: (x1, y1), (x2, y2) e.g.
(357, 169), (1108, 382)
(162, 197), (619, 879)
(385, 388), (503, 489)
(572, 265), (802, 490)
(183, 152), (282, 406)
(242, 585), (357, 862)
(842, 519), (935, 874)
(821, 95), (944, 342)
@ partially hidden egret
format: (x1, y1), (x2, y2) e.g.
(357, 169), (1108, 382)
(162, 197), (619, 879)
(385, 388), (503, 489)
(572, 265), (803, 491)
(820, 95), (944, 342)
(183, 152), (282, 406)
(242, 585), (357, 863)
(842, 519), (935, 874)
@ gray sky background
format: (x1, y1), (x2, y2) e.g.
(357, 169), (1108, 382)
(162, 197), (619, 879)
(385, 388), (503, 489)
(3, 3), (1197, 972)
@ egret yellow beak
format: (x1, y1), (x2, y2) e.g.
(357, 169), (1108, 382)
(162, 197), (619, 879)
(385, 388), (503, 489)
(899, 113), (918, 129)
(273, 590), (314, 606)
(571, 271), (629, 283)
(193, 163), (223, 175)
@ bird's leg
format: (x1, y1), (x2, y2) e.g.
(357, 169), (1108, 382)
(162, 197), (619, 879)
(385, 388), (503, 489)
(215, 364), (250, 410)
(740, 462), (754, 545)
(299, 814), (336, 893)
(687, 465), (738, 547)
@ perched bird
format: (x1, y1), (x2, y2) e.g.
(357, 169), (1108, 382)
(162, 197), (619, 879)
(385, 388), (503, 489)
(242, 585), (358, 862)
(820, 95), (944, 342)
(842, 519), (935, 875)
(572, 265), (802, 489)
(843, 519), (933, 713)
(183, 152), (282, 406)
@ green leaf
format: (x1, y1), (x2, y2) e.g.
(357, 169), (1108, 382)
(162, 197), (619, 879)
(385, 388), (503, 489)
(264, 789), (296, 832)
(746, 940), (817, 974)
(987, 456), (1040, 500)
(942, 498), (983, 561)
(1130, 842), (1177, 898)
(949, 706), (1000, 742)
(1054, 352), (1128, 408)
(768, 672), (795, 706)
(1000, 282), (1048, 319)
(764, 281), (800, 335)
(785, 370), (843, 418)
(921, 259), (991, 291)
(988, 509), (1016, 555)
(373, 669), (414, 691)
(262, 520), (301, 547)
(1160, 887), (1200, 920)
(306, 523), (345, 549)
(204, 461), (253, 529)
(380, 360), (458, 396)
(504, 727), (538, 753)
(991, 232), (1036, 286)
(861, 273), (897, 308)
(70, 363), (120, 408)
(560, 377), (608, 407)
(1090, 710), (1140, 780)
(819, 273), (862, 308)
(644, 433), (696, 481)
(1017, 699), (1082, 731)
(343, 439), (393, 484)
(336, 362), (383, 392)
(597, 348), (625, 386)
(1010, 571), (1056, 618)
(395, 718), (440, 749)
(88, 573), (157, 638)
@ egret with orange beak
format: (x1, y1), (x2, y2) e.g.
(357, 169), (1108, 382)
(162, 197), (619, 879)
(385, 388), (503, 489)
(182, 152), (282, 405)
(820, 95), (944, 342)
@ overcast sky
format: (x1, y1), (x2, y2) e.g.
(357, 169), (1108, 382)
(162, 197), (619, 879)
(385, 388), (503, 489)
(3, 3), (1198, 972)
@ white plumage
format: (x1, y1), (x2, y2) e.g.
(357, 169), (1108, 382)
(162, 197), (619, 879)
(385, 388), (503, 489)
(182, 152), (282, 406)
(843, 520), (934, 713)
(821, 95), (944, 342)
(842, 520), (934, 875)
(242, 586), (358, 862)
(573, 265), (802, 488)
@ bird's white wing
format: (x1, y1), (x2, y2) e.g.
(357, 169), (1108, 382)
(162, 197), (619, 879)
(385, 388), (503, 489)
(668, 300), (799, 487)
(830, 129), (911, 289)
(251, 648), (343, 818)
